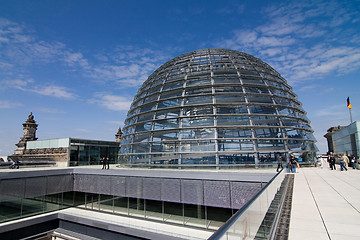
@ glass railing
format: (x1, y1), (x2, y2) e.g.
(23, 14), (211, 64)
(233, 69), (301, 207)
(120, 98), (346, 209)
(208, 170), (285, 239)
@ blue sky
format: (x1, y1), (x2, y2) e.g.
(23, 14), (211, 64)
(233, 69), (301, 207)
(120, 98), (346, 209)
(0, 0), (359, 155)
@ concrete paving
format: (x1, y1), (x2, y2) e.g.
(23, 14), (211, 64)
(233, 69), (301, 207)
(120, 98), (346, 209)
(289, 166), (360, 240)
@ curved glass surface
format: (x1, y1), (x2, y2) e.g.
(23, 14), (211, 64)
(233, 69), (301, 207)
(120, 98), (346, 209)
(120, 49), (317, 166)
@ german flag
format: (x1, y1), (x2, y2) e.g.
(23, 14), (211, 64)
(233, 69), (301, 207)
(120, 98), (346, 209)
(347, 97), (352, 109)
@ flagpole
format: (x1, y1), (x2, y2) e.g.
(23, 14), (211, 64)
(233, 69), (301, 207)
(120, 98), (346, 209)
(349, 108), (353, 123)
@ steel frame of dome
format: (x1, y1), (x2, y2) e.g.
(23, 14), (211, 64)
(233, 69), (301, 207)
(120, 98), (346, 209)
(119, 49), (317, 167)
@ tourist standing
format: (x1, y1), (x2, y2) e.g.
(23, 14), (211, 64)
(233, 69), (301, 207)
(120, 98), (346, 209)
(290, 155), (298, 173)
(106, 157), (110, 169)
(351, 155), (356, 169)
(101, 157), (107, 169)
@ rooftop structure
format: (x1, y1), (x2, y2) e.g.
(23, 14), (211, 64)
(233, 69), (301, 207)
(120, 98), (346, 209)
(10, 113), (120, 167)
(324, 125), (345, 154)
(329, 121), (360, 156)
(120, 49), (317, 167)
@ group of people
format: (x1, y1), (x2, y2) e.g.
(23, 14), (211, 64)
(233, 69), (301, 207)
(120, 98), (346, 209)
(327, 153), (358, 171)
(9, 160), (21, 169)
(101, 157), (110, 169)
(276, 155), (298, 173)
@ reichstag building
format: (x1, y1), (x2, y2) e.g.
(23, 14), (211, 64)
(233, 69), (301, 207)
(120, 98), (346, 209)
(119, 49), (317, 166)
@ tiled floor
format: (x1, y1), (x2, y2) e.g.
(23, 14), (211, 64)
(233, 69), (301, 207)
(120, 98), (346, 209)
(289, 166), (360, 240)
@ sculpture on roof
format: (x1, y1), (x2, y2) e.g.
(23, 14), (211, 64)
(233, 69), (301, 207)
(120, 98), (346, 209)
(115, 127), (123, 143)
(13, 112), (38, 155)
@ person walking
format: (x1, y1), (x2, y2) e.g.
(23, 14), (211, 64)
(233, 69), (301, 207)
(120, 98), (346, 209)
(106, 157), (110, 169)
(319, 156), (324, 168)
(276, 155), (283, 172)
(339, 154), (348, 171)
(329, 153), (336, 170)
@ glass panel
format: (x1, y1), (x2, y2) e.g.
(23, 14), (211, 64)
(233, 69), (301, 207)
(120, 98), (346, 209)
(185, 87), (212, 95)
(249, 105), (277, 115)
(139, 103), (157, 113)
(186, 78), (211, 87)
(113, 197), (128, 215)
(241, 78), (264, 85)
(143, 94), (159, 104)
(182, 117), (214, 127)
(21, 197), (45, 218)
(160, 90), (182, 99)
(215, 95), (245, 103)
(244, 86), (269, 94)
(145, 200), (163, 221)
(254, 128), (282, 138)
(287, 140), (303, 151)
(274, 97), (293, 107)
(134, 122), (152, 132)
(265, 79), (283, 88)
(138, 112), (154, 122)
(214, 86), (243, 93)
(217, 128), (253, 138)
(247, 95), (273, 103)
(285, 129), (304, 139)
(153, 118), (179, 130)
(147, 85), (162, 95)
(257, 139), (284, 150)
(181, 155), (216, 164)
(180, 141), (216, 152)
(151, 142), (178, 152)
(269, 88), (289, 97)
(132, 143), (150, 153)
(184, 204), (205, 228)
(213, 77), (240, 84)
(163, 81), (183, 91)
(133, 132), (150, 142)
(158, 98), (181, 109)
(155, 109), (180, 119)
(181, 128), (215, 139)
(217, 116), (249, 126)
(129, 198), (144, 217)
(152, 131), (178, 141)
(99, 195), (114, 213)
(184, 95), (212, 104)
(183, 106), (213, 116)
(218, 154), (255, 164)
(281, 117), (301, 128)
(216, 106), (248, 114)
(252, 116), (280, 126)
(0, 199), (22, 222)
(258, 152), (276, 163)
(164, 201), (183, 224)
(218, 139), (254, 151)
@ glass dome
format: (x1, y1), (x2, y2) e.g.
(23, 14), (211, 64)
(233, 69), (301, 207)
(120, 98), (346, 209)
(119, 49), (317, 166)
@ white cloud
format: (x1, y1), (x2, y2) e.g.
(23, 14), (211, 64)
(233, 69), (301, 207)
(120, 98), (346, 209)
(1, 78), (76, 100)
(0, 100), (22, 109)
(30, 85), (76, 99)
(218, 0), (360, 83)
(0, 18), (89, 71)
(88, 46), (169, 87)
(35, 107), (66, 114)
(92, 93), (132, 111)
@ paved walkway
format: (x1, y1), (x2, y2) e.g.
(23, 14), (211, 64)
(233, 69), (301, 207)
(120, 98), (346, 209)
(289, 166), (360, 240)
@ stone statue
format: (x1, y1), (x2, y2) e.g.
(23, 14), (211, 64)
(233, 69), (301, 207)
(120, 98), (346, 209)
(13, 112), (38, 155)
(115, 127), (123, 143)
